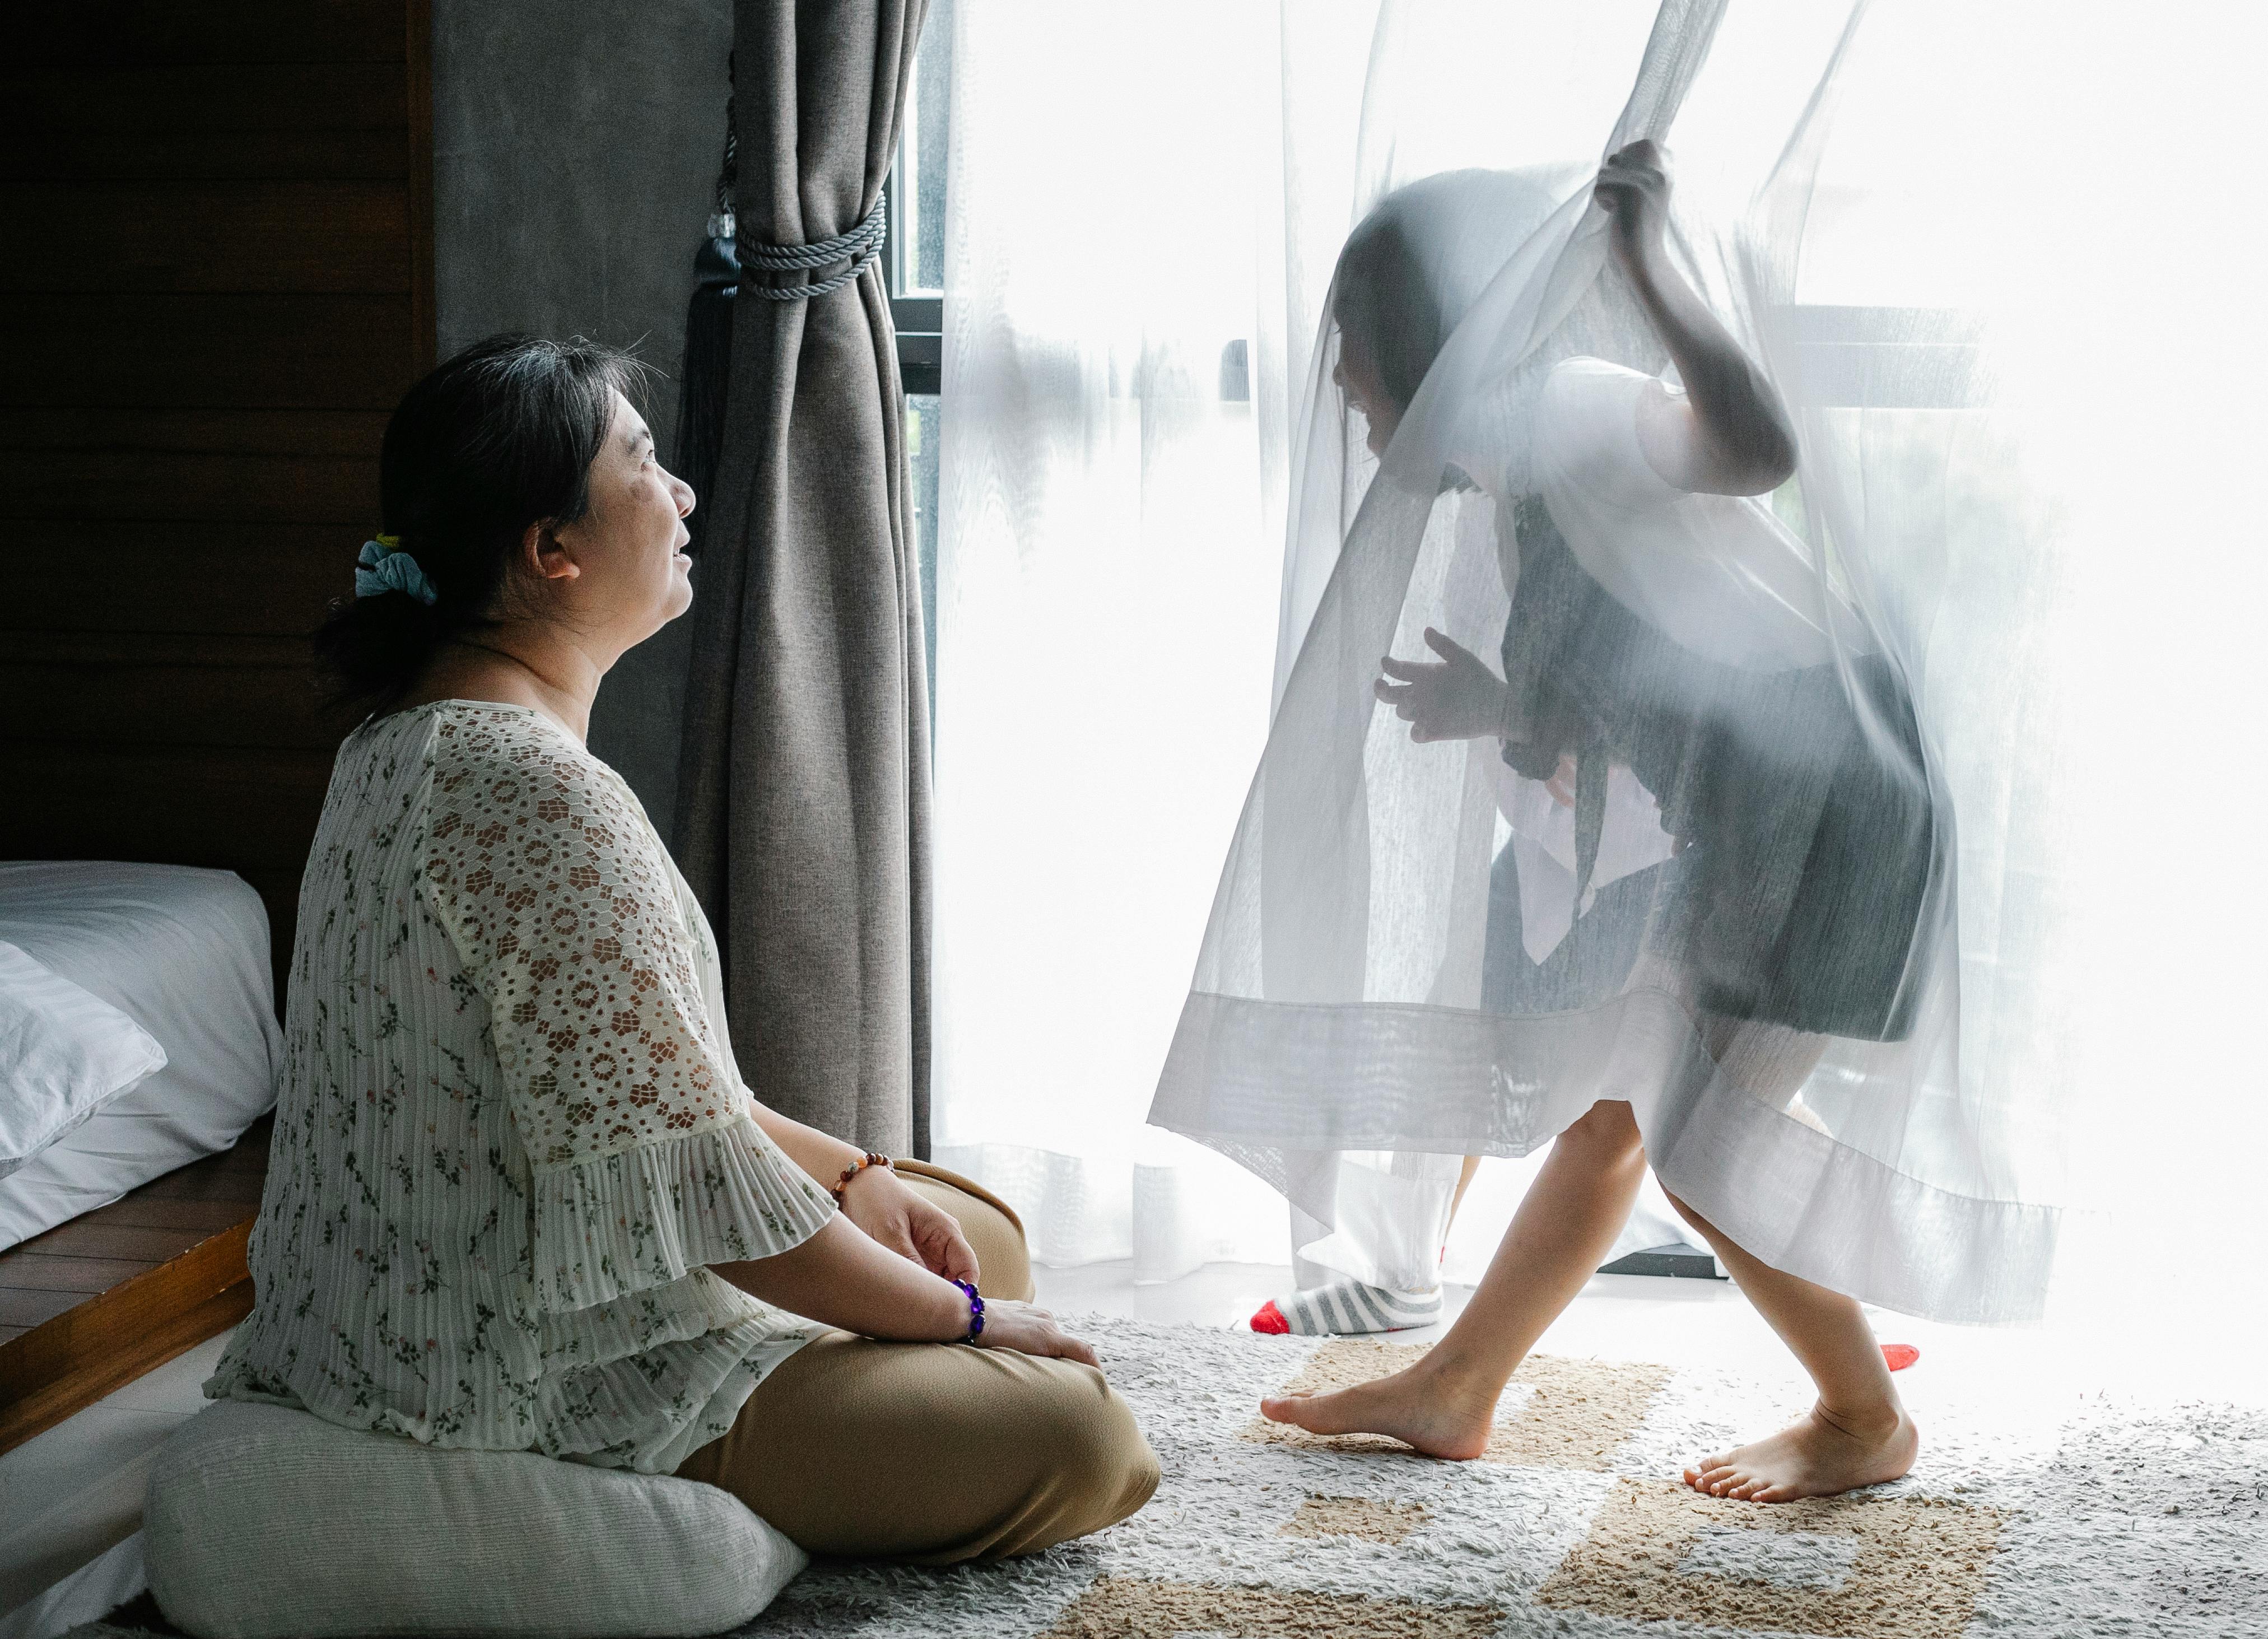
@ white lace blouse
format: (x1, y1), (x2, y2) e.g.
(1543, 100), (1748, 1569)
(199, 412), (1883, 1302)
(209, 702), (839, 1471)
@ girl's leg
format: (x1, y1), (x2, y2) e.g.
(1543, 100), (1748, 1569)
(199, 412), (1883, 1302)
(1666, 1016), (1912, 1501)
(1448, 1152), (1484, 1224)
(1260, 1100), (1647, 1458)
(1660, 1188), (1916, 1500)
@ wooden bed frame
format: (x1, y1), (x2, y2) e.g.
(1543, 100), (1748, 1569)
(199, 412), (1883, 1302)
(0, 1117), (271, 1457)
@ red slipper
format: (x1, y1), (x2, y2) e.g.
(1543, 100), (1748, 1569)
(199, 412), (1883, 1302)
(1250, 1300), (1290, 1335)
(1882, 1343), (1920, 1371)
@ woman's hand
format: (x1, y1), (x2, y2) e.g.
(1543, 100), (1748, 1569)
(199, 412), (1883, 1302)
(1375, 627), (1510, 743)
(1594, 139), (1672, 274)
(840, 1166), (980, 1286)
(719, 1214), (1093, 1366)
(972, 1299), (1101, 1368)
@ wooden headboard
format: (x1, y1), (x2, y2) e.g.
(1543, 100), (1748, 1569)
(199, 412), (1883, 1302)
(0, 0), (437, 1003)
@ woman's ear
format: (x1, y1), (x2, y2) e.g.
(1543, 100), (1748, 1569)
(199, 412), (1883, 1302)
(520, 520), (582, 583)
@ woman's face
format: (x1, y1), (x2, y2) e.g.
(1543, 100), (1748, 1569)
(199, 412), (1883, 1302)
(549, 390), (696, 646)
(1333, 332), (1402, 457)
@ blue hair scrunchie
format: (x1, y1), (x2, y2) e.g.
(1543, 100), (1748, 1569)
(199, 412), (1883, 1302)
(356, 535), (438, 606)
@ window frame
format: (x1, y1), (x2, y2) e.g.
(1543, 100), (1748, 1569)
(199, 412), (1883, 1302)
(884, 1), (947, 398)
(887, 176), (941, 395)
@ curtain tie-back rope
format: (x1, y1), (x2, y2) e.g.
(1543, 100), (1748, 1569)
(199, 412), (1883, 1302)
(742, 192), (887, 300)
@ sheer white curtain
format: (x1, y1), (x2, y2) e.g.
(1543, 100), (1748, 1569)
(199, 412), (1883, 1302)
(932, 0), (1699, 1284)
(936, 0), (2268, 1358)
(1720, 1), (2268, 1348)
(930, 2), (1376, 1278)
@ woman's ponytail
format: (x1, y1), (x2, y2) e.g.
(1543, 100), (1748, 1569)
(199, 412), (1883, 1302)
(313, 334), (645, 718)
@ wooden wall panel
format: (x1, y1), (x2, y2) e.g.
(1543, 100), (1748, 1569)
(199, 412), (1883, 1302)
(12, 6), (404, 68)
(0, 409), (386, 524)
(0, 294), (416, 409)
(0, 183), (412, 295)
(0, 0), (432, 1008)
(0, 635), (331, 751)
(2, 746), (334, 863)
(0, 65), (411, 182)
(1, 522), (347, 636)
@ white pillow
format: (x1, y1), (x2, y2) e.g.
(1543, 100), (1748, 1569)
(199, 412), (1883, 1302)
(0, 938), (166, 1180)
(145, 1401), (807, 1639)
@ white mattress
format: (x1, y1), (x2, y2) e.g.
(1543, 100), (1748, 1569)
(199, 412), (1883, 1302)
(0, 862), (280, 1253)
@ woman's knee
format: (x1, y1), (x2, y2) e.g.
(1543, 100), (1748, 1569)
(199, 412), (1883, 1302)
(1021, 1362), (1160, 1536)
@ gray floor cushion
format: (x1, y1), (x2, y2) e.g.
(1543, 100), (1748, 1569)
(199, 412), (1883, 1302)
(145, 1401), (804, 1639)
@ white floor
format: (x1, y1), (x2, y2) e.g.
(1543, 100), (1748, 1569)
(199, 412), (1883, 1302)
(0, 1330), (234, 1639)
(1037, 1256), (2268, 1449)
(1041, 1258), (2005, 1400)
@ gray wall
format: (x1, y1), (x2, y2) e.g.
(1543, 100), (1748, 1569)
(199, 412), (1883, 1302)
(432, 0), (733, 837)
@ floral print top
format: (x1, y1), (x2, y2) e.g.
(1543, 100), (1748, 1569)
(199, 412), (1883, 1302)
(209, 702), (839, 1472)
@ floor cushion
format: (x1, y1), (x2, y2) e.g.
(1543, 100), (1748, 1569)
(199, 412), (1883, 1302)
(145, 1401), (805, 1638)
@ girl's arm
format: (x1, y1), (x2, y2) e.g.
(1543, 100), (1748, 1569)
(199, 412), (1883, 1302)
(1594, 141), (1797, 497)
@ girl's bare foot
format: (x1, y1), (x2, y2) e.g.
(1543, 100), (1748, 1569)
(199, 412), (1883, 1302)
(1259, 1359), (1499, 1460)
(1683, 1403), (1918, 1502)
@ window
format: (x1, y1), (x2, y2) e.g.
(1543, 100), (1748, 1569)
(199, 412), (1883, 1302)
(1773, 305), (1982, 409)
(888, 0), (952, 709)
(887, 0), (948, 394)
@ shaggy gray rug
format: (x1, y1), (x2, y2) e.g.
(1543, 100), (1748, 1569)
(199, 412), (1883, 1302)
(74, 1315), (2268, 1637)
(737, 1316), (2267, 1638)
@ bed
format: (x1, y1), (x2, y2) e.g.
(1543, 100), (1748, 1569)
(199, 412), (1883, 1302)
(0, 862), (279, 1255)
(0, 861), (280, 1452)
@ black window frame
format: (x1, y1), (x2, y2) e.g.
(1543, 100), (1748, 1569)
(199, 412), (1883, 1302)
(887, 184), (941, 396)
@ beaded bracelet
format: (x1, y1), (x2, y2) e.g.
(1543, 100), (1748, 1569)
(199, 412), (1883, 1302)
(831, 1151), (892, 1201)
(951, 1277), (986, 1344)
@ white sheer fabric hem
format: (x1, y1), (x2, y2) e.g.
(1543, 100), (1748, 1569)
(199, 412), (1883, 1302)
(934, 1137), (1287, 1283)
(1156, 988), (2056, 1323)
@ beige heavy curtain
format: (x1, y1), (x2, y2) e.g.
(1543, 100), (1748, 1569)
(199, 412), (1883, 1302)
(676, 0), (931, 1155)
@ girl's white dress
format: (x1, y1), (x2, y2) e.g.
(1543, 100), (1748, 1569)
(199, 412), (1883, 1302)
(1149, 27), (2065, 1324)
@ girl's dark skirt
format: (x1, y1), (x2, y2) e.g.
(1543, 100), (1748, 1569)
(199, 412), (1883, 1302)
(1495, 511), (1935, 1043)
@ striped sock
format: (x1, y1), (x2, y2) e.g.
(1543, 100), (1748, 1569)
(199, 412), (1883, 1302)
(1250, 1278), (1443, 1336)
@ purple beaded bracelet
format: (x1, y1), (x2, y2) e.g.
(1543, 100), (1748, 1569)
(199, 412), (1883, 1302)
(951, 1277), (985, 1344)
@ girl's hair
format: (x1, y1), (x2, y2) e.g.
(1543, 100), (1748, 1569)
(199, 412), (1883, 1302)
(312, 334), (646, 716)
(1331, 206), (1449, 416)
(1331, 166), (1622, 420)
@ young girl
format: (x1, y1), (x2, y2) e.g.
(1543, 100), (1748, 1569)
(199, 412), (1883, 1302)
(1166, 145), (1943, 1501)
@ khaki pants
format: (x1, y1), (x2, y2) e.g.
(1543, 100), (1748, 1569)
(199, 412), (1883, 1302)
(676, 1161), (1159, 1564)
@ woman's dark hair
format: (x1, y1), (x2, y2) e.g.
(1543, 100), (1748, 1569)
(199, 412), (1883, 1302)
(313, 334), (647, 716)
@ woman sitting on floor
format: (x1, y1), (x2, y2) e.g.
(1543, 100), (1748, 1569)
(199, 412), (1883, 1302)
(209, 334), (1158, 1564)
